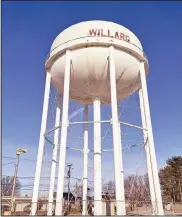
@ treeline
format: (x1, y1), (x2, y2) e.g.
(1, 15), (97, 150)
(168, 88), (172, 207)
(101, 156), (182, 203)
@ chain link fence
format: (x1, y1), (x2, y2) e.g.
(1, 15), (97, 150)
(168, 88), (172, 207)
(2, 198), (182, 216)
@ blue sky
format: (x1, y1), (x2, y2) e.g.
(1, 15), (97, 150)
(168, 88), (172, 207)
(2, 1), (182, 196)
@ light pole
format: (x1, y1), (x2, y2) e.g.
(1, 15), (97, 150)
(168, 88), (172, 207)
(10, 148), (27, 215)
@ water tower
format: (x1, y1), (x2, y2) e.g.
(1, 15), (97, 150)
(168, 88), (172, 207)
(31, 20), (164, 216)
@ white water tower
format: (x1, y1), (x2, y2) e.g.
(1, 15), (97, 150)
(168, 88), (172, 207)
(31, 20), (164, 216)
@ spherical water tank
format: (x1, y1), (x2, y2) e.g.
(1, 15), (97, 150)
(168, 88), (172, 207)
(45, 20), (148, 104)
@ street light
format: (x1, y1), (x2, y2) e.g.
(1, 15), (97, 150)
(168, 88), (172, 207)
(10, 148), (27, 215)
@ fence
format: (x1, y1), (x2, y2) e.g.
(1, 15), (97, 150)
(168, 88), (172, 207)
(1, 199), (182, 216)
(125, 201), (182, 216)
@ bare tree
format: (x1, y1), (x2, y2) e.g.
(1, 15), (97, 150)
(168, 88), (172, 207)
(1, 176), (21, 196)
(124, 174), (150, 202)
(74, 183), (83, 198)
(102, 180), (115, 197)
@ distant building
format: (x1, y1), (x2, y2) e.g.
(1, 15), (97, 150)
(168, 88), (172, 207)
(2, 190), (116, 215)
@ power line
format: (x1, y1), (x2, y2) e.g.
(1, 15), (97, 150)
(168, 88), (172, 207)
(3, 156), (37, 163)
(2, 162), (15, 166)
(2, 174), (83, 181)
(3, 156), (75, 164)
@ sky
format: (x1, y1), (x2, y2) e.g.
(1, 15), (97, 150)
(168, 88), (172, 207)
(2, 1), (182, 196)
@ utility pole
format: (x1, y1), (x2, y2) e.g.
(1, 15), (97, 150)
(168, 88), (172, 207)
(67, 164), (72, 211)
(10, 148), (27, 215)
